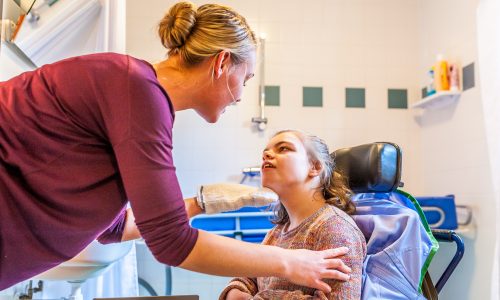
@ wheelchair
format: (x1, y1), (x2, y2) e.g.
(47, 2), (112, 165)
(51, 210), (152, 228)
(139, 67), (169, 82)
(334, 142), (465, 299)
(186, 142), (465, 299)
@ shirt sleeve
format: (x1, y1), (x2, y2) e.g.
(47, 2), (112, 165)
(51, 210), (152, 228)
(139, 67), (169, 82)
(96, 207), (127, 244)
(108, 56), (198, 266)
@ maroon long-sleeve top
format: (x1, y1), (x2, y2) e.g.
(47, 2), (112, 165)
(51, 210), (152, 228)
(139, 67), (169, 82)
(0, 53), (198, 290)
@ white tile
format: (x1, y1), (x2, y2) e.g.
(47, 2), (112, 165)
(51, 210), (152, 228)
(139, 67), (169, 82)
(259, 22), (282, 44)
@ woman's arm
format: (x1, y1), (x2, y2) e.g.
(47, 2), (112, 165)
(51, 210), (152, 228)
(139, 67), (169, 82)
(122, 216), (352, 292)
(179, 230), (351, 293)
(122, 200), (352, 292)
(121, 197), (202, 241)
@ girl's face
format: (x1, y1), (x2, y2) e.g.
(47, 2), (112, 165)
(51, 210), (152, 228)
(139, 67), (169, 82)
(196, 51), (256, 123)
(261, 132), (313, 194)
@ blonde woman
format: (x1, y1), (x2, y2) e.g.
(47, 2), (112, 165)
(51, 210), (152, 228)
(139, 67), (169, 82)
(0, 2), (350, 291)
(220, 130), (366, 299)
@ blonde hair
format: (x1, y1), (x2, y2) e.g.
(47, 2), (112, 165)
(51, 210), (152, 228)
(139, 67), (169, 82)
(158, 2), (257, 67)
(271, 130), (356, 225)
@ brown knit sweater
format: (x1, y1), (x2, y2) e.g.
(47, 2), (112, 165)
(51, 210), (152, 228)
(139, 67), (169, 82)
(219, 204), (367, 300)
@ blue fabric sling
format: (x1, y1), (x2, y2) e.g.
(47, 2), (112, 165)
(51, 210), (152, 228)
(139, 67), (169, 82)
(352, 191), (438, 299)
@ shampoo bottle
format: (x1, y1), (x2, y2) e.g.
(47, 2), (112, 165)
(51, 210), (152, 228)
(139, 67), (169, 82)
(449, 63), (460, 91)
(434, 54), (450, 91)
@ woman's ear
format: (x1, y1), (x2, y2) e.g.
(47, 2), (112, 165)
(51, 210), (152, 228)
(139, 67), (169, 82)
(213, 50), (231, 79)
(308, 161), (322, 177)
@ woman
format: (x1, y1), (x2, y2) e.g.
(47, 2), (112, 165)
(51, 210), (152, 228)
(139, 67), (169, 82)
(0, 2), (351, 292)
(220, 130), (367, 299)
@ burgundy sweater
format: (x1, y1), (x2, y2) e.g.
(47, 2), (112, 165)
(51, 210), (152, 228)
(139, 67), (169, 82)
(0, 53), (198, 290)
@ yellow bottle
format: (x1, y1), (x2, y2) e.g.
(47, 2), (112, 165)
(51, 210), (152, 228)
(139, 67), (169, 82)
(434, 55), (450, 91)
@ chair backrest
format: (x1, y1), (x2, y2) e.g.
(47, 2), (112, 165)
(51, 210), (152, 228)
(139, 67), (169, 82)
(334, 142), (441, 299)
(332, 142), (402, 193)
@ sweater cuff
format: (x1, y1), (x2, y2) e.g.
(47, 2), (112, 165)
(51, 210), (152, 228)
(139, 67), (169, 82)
(218, 281), (253, 300)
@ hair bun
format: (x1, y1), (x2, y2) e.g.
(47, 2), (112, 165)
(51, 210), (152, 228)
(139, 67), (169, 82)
(158, 2), (197, 50)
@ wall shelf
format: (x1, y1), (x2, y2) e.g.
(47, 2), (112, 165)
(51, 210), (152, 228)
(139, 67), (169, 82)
(411, 91), (461, 110)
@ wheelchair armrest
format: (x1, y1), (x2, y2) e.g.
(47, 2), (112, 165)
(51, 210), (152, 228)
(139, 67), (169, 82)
(431, 229), (465, 293)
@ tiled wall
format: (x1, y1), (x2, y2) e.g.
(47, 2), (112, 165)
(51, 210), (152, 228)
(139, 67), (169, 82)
(126, 0), (421, 297)
(126, 0), (422, 196)
(416, 0), (494, 299)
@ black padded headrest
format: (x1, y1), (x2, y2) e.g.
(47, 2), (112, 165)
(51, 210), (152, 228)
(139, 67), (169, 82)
(332, 142), (402, 193)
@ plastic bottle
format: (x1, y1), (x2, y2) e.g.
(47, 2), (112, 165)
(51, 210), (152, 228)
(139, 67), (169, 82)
(434, 54), (450, 91)
(448, 63), (460, 92)
(427, 68), (436, 96)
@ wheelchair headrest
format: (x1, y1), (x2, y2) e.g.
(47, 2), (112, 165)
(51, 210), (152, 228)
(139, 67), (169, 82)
(332, 142), (402, 193)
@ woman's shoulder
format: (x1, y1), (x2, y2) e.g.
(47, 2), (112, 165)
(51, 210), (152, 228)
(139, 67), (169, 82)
(47, 53), (153, 78)
(36, 53), (142, 85)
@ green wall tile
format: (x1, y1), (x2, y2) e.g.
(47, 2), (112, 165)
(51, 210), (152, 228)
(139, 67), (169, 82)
(346, 88), (365, 108)
(303, 87), (323, 107)
(265, 86), (280, 106)
(421, 87), (427, 99)
(388, 89), (408, 109)
(463, 63), (475, 91)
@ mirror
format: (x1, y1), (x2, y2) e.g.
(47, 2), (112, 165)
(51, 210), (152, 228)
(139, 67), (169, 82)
(1, 0), (38, 67)
(1, 0), (102, 68)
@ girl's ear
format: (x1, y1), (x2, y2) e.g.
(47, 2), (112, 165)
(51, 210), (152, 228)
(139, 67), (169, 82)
(213, 50), (231, 79)
(308, 160), (322, 177)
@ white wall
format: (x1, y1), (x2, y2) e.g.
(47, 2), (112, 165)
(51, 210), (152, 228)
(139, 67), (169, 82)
(416, 0), (495, 299)
(477, 0), (500, 298)
(126, 0), (421, 198)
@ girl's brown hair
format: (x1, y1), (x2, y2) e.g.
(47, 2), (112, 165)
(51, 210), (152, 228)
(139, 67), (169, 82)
(272, 130), (356, 225)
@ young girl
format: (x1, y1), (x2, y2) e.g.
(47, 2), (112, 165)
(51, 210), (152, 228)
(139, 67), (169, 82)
(219, 130), (367, 299)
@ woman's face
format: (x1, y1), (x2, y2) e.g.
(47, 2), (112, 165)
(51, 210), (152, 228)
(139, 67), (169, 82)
(261, 132), (313, 194)
(197, 51), (256, 123)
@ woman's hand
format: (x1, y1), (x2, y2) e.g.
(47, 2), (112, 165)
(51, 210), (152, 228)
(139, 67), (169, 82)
(226, 289), (252, 300)
(282, 247), (352, 293)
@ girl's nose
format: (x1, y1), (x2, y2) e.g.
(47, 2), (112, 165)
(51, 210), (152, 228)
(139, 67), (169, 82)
(262, 150), (273, 160)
